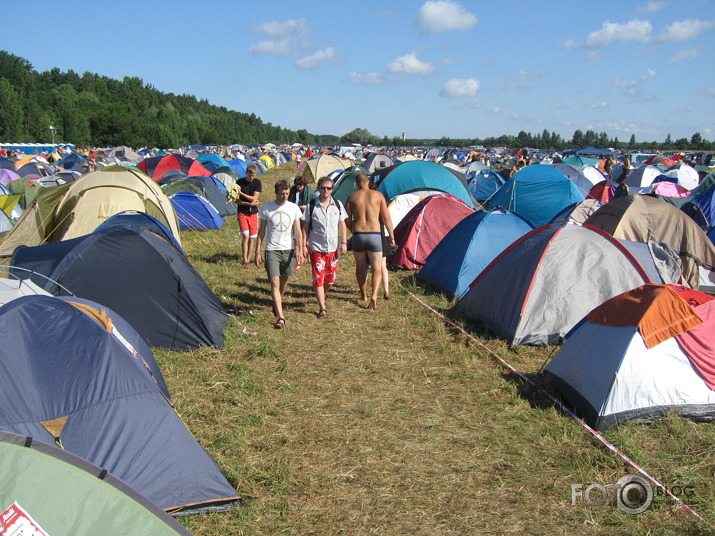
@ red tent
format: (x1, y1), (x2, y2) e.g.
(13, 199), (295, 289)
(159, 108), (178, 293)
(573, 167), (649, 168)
(388, 193), (474, 270)
(138, 154), (211, 181)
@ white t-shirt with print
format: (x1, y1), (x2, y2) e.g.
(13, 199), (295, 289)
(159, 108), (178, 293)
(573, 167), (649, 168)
(259, 200), (303, 251)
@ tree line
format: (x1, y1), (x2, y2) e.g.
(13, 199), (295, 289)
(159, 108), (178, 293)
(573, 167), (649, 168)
(0, 51), (711, 152)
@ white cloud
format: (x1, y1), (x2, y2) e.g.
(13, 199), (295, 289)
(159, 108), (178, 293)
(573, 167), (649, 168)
(637, 1), (670, 16)
(563, 19), (652, 49)
(295, 48), (339, 69)
(416, 1), (477, 34)
(348, 72), (388, 84)
(455, 99), (481, 109)
(387, 52), (434, 75)
(587, 100), (609, 110)
(669, 48), (700, 62)
(653, 18), (715, 42)
(249, 18), (311, 55)
(440, 78), (480, 98)
(490, 107), (501, 114)
(612, 67), (656, 90)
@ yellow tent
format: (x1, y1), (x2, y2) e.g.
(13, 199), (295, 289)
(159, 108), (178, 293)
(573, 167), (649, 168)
(0, 166), (180, 256)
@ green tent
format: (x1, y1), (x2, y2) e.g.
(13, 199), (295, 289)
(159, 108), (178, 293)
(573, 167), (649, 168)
(0, 430), (193, 535)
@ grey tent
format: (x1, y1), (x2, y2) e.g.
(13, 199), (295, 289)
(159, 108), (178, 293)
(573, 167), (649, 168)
(0, 295), (239, 514)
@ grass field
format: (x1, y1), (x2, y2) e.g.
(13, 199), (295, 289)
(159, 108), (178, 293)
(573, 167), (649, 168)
(164, 161), (715, 535)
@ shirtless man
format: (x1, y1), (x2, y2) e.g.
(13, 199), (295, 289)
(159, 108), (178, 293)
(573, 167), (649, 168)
(346, 173), (395, 310)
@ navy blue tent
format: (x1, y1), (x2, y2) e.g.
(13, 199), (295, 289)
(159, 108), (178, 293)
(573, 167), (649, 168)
(96, 210), (184, 253)
(467, 169), (506, 201)
(162, 176), (236, 217)
(0, 295), (239, 513)
(170, 192), (225, 230)
(682, 183), (715, 233)
(417, 210), (533, 300)
(11, 226), (228, 350)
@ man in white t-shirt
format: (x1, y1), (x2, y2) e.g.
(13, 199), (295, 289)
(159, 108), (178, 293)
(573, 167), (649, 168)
(255, 179), (305, 329)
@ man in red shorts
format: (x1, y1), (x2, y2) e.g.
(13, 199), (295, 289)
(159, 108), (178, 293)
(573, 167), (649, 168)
(236, 164), (262, 265)
(301, 176), (348, 319)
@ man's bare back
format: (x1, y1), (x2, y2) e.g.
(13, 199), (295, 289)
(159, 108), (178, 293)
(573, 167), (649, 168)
(346, 188), (388, 233)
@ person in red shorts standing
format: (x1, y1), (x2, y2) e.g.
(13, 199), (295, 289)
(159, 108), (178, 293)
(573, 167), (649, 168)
(301, 176), (348, 319)
(236, 164), (262, 265)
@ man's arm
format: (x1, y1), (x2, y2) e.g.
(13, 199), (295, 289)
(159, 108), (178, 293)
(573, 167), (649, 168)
(338, 220), (348, 255)
(379, 197), (395, 242)
(293, 218), (304, 266)
(254, 218), (266, 267)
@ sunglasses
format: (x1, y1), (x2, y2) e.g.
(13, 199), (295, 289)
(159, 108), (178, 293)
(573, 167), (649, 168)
(319, 186), (333, 190)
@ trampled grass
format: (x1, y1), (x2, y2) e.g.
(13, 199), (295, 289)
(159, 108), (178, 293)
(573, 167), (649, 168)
(162, 162), (715, 535)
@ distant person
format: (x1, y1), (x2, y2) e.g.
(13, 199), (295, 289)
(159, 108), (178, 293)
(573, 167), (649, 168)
(236, 164), (262, 265)
(369, 176), (393, 300)
(255, 179), (304, 329)
(289, 176), (314, 212)
(346, 173), (395, 310)
(301, 176), (348, 319)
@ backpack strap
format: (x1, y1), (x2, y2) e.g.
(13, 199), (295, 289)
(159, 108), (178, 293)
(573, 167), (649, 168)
(308, 197), (343, 233)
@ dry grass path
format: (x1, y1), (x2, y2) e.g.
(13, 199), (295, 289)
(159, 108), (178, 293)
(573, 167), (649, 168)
(174, 162), (712, 536)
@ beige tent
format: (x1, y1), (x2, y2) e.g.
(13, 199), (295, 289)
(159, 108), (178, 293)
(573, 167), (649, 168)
(0, 166), (180, 256)
(298, 154), (351, 184)
(585, 194), (715, 289)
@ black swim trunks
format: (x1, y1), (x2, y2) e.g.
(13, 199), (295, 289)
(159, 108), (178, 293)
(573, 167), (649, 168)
(351, 232), (382, 253)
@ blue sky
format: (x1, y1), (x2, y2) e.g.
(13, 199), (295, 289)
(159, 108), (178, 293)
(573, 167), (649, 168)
(3, 0), (714, 143)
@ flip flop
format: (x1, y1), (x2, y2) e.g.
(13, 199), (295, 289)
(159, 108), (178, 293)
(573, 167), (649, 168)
(317, 309), (327, 319)
(274, 318), (286, 329)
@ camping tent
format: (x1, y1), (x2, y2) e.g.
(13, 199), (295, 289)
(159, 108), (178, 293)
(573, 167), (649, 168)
(0, 166), (181, 256)
(170, 192), (225, 230)
(417, 209), (533, 300)
(298, 154), (350, 184)
(137, 154), (211, 181)
(389, 193), (474, 270)
(488, 164), (585, 227)
(374, 160), (474, 208)
(453, 222), (658, 346)
(585, 194), (715, 290)
(467, 168), (505, 202)
(11, 226), (228, 350)
(546, 284), (715, 431)
(0, 295), (239, 513)
(0, 429), (194, 535)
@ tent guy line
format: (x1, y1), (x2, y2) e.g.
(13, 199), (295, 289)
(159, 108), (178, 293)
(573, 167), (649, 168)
(398, 281), (712, 528)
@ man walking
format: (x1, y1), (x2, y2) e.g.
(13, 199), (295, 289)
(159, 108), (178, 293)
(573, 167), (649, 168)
(236, 164), (262, 265)
(301, 176), (348, 319)
(255, 180), (304, 329)
(346, 173), (395, 310)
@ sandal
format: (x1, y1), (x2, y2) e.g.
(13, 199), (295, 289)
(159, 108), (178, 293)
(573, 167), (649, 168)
(383, 292), (390, 300)
(317, 309), (327, 319)
(274, 318), (286, 329)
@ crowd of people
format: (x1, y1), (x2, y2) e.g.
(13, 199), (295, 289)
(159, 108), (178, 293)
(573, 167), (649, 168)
(243, 170), (394, 328)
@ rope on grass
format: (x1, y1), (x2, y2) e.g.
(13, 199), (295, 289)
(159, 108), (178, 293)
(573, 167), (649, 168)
(399, 282), (714, 528)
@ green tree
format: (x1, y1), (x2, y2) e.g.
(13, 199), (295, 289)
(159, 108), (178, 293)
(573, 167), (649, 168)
(691, 132), (704, 149)
(628, 134), (636, 147)
(341, 128), (378, 145)
(0, 78), (23, 139)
